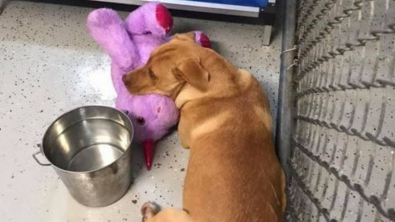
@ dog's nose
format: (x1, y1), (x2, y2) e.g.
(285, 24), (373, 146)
(122, 75), (128, 84)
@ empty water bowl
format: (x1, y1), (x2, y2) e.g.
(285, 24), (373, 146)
(33, 106), (134, 207)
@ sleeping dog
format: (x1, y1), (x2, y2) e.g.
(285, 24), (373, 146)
(123, 32), (286, 222)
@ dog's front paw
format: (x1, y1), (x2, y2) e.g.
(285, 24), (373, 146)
(141, 202), (160, 222)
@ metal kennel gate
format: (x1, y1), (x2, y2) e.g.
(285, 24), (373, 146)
(277, 0), (395, 221)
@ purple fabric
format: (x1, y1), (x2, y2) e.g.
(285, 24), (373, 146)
(86, 3), (209, 143)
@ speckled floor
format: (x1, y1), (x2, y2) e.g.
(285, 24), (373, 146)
(0, 1), (282, 221)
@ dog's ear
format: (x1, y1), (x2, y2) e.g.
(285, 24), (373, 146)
(172, 32), (196, 43)
(173, 57), (210, 91)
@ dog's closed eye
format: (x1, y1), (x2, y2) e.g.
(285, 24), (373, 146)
(148, 69), (157, 80)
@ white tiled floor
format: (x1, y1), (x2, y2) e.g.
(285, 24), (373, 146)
(0, 1), (282, 221)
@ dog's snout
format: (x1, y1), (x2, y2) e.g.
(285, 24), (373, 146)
(122, 74), (128, 84)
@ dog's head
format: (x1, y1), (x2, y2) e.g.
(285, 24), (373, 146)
(122, 32), (210, 100)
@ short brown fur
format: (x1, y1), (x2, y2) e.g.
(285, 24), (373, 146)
(123, 32), (286, 222)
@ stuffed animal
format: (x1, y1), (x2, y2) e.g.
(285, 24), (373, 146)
(86, 3), (211, 170)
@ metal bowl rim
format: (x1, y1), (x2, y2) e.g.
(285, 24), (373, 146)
(40, 105), (134, 174)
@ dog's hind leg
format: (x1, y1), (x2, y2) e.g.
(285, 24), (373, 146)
(141, 202), (193, 222)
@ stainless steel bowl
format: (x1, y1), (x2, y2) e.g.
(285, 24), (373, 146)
(33, 106), (134, 207)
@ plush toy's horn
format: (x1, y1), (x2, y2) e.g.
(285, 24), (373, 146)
(142, 139), (155, 170)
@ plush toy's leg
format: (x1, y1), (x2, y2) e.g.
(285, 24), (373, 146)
(124, 2), (173, 36)
(86, 8), (139, 71)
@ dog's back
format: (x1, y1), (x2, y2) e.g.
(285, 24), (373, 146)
(180, 69), (286, 222)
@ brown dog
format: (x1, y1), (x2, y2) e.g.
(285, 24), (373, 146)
(123, 32), (286, 222)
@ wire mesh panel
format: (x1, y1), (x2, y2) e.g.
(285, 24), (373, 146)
(288, 0), (395, 221)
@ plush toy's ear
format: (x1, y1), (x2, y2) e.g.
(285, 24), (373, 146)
(172, 32), (196, 43)
(124, 2), (173, 36)
(172, 57), (210, 92)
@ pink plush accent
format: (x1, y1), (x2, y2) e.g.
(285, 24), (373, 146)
(155, 4), (173, 33)
(199, 33), (212, 48)
(86, 3), (212, 168)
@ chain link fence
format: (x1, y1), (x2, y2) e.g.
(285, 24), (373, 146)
(286, 0), (395, 221)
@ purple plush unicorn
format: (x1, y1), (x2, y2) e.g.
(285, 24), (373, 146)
(86, 3), (211, 170)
